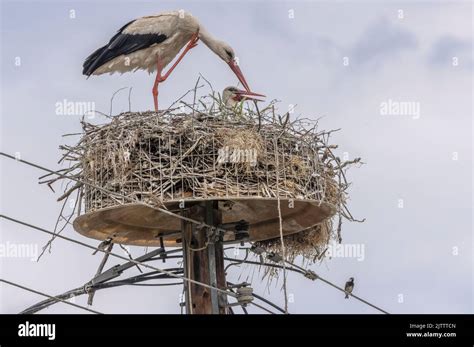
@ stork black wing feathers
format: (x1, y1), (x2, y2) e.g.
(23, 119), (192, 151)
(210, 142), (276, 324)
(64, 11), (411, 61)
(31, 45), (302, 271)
(82, 20), (167, 76)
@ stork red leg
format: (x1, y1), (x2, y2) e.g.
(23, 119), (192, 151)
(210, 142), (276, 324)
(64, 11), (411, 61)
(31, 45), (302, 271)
(152, 32), (199, 112)
(152, 59), (164, 112)
(161, 32), (199, 81)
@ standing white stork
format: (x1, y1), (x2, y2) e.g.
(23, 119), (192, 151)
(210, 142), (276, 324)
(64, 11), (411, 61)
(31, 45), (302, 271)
(83, 10), (263, 111)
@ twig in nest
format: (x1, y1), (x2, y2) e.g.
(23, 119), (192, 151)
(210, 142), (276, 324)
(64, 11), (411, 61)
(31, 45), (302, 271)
(37, 189), (80, 261)
(128, 87), (133, 112)
(110, 87), (129, 116)
(192, 76), (201, 117)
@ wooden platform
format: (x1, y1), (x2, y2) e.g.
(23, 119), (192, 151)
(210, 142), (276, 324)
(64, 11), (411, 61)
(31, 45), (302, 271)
(73, 197), (336, 247)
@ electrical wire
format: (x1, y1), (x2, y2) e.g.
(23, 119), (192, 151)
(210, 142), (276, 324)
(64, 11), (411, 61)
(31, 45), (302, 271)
(1, 151), (389, 315)
(2, 215), (272, 316)
(0, 279), (102, 314)
(0, 152), (228, 234)
(19, 271), (182, 314)
(1, 214), (238, 302)
(225, 252), (390, 314)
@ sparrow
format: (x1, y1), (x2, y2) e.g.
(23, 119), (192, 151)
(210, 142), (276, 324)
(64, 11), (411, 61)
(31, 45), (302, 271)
(92, 237), (113, 255)
(344, 277), (354, 299)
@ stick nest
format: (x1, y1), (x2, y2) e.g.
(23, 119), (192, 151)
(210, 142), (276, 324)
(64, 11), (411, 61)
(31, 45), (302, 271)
(44, 90), (361, 263)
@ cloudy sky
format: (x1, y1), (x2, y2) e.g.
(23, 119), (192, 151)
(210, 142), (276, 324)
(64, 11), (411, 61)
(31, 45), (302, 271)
(0, 0), (472, 314)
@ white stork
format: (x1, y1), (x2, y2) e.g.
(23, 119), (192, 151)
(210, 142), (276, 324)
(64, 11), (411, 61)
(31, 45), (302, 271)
(83, 10), (264, 111)
(222, 86), (263, 107)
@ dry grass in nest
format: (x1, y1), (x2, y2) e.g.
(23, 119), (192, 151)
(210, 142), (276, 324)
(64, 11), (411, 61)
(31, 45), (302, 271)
(256, 220), (332, 264)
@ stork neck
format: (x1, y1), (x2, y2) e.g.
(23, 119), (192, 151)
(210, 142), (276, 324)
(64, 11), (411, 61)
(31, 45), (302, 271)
(198, 26), (221, 54)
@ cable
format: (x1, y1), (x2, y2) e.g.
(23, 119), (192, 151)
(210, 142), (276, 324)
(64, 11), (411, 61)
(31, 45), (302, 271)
(223, 257), (306, 275)
(281, 258), (389, 314)
(225, 250), (389, 314)
(1, 152), (388, 314)
(252, 292), (286, 314)
(3, 215), (388, 315)
(0, 279), (102, 314)
(0, 152), (270, 314)
(20, 271), (183, 314)
(0, 152), (228, 234)
(247, 301), (276, 314)
(224, 248), (249, 273)
(128, 282), (182, 287)
(1, 214), (238, 303)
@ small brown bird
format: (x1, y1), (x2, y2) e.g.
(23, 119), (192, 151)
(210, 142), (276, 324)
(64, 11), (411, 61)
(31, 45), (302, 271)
(344, 277), (354, 299)
(92, 237), (113, 255)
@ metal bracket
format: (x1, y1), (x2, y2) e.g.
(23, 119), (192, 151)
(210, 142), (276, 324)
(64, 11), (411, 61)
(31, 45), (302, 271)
(218, 219), (250, 241)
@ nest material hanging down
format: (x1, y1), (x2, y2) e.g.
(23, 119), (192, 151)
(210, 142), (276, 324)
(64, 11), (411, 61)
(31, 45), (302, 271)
(45, 94), (361, 262)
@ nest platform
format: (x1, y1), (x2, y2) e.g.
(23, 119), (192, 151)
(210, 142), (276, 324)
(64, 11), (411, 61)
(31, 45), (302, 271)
(48, 96), (359, 261)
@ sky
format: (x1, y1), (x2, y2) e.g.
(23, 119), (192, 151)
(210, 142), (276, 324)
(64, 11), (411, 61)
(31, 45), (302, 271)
(0, 0), (472, 314)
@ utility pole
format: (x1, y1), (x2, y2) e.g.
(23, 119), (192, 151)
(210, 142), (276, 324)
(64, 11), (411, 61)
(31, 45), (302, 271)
(182, 201), (227, 314)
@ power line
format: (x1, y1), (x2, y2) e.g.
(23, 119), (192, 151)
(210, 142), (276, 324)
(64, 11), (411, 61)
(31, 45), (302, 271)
(20, 270), (184, 314)
(0, 279), (102, 314)
(21, 260), (278, 315)
(224, 257), (306, 275)
(1, 214), (238, 302)
(284, 259), (389, 314)
(3, 215), (281, 316)
(0, 152), (281, 314)
(246, 301), (276, 314)
(0, 152), (227, 234)
(1, 151), (388, 314)
(225, 250), (390, 314)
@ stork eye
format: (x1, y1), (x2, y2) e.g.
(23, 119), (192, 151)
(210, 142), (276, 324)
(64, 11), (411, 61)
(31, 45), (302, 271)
(225, 49), (233, 59)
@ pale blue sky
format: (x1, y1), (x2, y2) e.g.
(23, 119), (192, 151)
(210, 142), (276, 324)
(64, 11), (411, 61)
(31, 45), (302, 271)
(1, 0), (472, 313)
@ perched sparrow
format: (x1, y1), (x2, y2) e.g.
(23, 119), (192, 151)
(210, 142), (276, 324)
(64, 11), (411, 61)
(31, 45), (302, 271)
(344, 277), (354, 299)
(92, 237), (112, 255)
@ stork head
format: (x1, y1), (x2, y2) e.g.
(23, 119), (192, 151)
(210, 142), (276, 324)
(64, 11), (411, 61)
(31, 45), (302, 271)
(215, 41), (236, 64)
(222, 86), (265, 107)
(213, 41), (252, 91)
(199, 29), (265, 96)
(201, 35), (254, 92)
(349, 277), (354, 282)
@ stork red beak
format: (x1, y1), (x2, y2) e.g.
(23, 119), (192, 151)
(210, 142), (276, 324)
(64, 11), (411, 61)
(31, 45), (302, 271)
(227, 60), (251, 91)
(227, 60), (265, 101)
(233, 88), (265, 102)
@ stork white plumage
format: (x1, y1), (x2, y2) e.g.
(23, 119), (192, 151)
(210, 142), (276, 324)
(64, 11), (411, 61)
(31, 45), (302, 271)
(83, 10), (263, 111)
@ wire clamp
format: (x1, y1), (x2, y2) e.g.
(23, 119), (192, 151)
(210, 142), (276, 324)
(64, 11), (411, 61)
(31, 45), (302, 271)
(236, 285), (254, 306)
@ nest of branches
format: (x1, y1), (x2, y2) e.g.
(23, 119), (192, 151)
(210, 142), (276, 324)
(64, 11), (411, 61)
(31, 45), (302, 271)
(43, 88), (361, 262)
